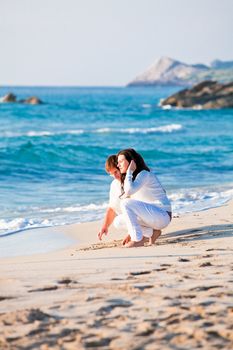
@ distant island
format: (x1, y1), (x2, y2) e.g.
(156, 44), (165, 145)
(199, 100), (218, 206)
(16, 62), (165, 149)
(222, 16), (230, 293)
(127, 57), (233, 87)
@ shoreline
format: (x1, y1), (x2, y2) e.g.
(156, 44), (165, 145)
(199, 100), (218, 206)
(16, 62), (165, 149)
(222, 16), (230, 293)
(0, 200), (232, 349)
(1, 181), (233, 242)
(0, 198), (233, 260)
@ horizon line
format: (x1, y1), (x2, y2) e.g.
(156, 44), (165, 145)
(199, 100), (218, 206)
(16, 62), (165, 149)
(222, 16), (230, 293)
(1, 84), (127, 88)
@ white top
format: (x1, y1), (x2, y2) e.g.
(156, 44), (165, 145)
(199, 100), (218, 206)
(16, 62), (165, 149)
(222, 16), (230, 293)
(109, 179), (122, 214)
(124, 169), (171, 212)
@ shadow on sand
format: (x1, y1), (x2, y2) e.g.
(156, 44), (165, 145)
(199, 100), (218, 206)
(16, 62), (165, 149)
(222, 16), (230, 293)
(160, 223), (233, 245)
(78, 223), (233, 252)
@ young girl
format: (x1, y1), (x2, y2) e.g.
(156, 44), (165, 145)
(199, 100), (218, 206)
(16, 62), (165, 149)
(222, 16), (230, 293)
(117, 148), (172, 247)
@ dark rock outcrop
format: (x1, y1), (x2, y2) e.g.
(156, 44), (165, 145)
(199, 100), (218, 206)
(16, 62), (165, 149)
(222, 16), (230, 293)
(22, 97), (43, 105)
(161, 81), (233, 109)
(1, 93), (43, 105)
(1, 93), (17, 103)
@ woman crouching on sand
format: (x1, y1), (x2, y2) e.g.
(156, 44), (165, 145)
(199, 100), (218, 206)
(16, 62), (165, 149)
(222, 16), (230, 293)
(117, 148), (172, 248)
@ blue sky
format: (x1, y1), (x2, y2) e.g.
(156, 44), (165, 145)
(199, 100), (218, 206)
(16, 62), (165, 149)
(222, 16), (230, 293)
(1, 0), (233, 86)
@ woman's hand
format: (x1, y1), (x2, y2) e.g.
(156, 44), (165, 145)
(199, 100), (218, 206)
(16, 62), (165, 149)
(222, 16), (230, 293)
(128, 160), (136, 172)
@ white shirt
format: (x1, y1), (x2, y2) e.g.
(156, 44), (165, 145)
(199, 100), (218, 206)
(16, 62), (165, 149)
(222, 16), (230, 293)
(109, 179), (122, 214)
(124, 169), (171, 212)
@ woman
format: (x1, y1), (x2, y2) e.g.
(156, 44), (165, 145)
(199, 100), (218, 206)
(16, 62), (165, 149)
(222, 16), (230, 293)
(117, 148), (172, 247)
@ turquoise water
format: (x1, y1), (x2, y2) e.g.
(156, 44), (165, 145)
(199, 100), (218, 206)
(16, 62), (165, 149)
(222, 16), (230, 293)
(0, 86), (233, 235)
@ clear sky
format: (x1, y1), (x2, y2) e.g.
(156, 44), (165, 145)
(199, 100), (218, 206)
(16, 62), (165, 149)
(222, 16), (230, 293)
(1, 0), (233, 86)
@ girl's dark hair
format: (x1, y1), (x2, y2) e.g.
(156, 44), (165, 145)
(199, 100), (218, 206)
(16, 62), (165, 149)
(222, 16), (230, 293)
(117, 148), (150, 196)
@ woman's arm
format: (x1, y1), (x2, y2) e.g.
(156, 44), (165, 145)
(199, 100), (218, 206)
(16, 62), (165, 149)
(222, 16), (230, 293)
(124, 169), (149, 196)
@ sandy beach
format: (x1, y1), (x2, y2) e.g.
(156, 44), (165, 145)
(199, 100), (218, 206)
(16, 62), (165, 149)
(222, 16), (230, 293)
(0, 200), (233, 350)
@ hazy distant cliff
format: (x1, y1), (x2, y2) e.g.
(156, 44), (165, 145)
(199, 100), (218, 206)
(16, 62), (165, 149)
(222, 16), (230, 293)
(127, 57), (233, 86)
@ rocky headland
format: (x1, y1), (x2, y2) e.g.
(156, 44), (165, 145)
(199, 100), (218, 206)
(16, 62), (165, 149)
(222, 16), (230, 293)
(128, 57), (233, 87)
(161, 81), (233, 109)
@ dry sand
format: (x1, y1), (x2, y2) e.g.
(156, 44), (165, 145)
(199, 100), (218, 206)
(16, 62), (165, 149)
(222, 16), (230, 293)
(0, 200), (233, 349)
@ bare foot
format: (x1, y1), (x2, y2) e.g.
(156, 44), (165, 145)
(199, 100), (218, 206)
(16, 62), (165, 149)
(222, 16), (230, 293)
(149, 229), (161, 245)
(122, 234), (131, 245)
(124, 238), (145, 248)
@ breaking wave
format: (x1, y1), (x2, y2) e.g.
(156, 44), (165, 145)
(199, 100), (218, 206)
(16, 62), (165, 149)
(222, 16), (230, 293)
(1, 124), (183, 138)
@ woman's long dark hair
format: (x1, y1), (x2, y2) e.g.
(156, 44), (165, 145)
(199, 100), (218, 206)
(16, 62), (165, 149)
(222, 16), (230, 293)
(117, 148), (150, 196)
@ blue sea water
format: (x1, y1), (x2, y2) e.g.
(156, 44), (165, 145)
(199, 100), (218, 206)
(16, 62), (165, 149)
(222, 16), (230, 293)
(0, 86), (233, 236)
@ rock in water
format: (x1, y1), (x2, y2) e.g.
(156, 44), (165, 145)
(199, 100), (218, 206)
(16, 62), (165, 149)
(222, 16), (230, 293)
(0, 94), (43, 104)
(23, 97), (43, 105)
(1, 93), (17, 103)
(161, 81), (233, 109)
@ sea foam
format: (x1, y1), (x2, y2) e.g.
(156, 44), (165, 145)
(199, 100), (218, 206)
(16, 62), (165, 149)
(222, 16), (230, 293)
(0, 217), (50, 237)
(171, 187), (233, 214)
(1, 124), (183, 139)
(0, 202), (108, 237)
(95, 124), (183, 134)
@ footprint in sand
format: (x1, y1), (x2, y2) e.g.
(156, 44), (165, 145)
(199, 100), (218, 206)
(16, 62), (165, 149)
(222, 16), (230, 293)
(96, 298), (132, 316)
(28, 286), (58, 293)
(136, 321), (155, 336)
(183, 313), (203, 321)
(129, 270), (152, 276)
(191, 285), (221, 292)
(199, 262), (213, 267)
(0, 296), (14, 301)
(178, 258), (190, 262)
(177, 294), (196, 299)
(206, 248), (227, 251)
(57, 277), (78, 286)
(14, 309), (55, 323)
(133, 284), (154, 291)
(202, 321), (214, 328)
(199, 300), (215, 306)
(83, 337), (114, 348)
(183, 275), (192, 279)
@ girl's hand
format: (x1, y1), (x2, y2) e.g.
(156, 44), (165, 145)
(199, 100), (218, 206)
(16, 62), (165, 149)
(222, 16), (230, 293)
(128, 160), (136, 172)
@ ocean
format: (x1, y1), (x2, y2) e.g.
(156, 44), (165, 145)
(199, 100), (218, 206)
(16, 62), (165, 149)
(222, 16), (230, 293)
(1, 86), (233, 237)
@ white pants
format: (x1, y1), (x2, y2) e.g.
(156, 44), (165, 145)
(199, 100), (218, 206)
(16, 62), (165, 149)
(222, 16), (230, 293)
(113, 198), (171, 242)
